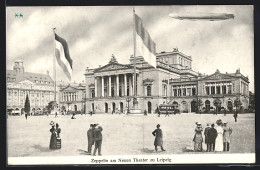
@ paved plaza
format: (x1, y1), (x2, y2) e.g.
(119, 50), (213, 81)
(7, 113), (255, 157)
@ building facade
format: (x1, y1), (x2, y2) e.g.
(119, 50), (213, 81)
(84, 48), (250, 114)
(6, 61), (55, 114)
(59, 83), (86, 113)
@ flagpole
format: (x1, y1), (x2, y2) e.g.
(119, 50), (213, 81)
(53, 28), (56, 102)
(133, 7), (137, 107)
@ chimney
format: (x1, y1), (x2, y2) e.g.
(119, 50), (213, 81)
(47, 70), (49, 75)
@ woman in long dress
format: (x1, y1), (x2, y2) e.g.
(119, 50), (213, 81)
(49, 122), (57, 149)
(193, 122), (203, 151)
(215, 120), (224, 151)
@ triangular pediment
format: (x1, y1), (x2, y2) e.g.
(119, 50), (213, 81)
(94, 63), (133, 73)
(61, 85), (78, 91)
(202, 73), (235, 80)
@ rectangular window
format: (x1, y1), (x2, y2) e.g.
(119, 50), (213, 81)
(183, 88), (186, 96)
(178, 89), (181, 96)
(147, 86), (151, 96)
(206, 87), (210, 95)
(211, 86), (215, 95)
(187, 88), (191, 96)
(216, 86), (220, 94)
(192, 88), (196, 96)
(222, 86), (226, 94)
(228, 85), (232, 94)
(173, 89), (177, 97)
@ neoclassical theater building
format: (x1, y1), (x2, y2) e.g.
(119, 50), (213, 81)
(84, 48), (250, 114)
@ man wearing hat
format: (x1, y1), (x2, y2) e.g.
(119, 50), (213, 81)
(204, 123), (211, 152)
(87, 124), (95, 154)
(207, 123), (218, 152)
(223, 122), (232, 151)
(152, 124), (166, 152)
(93, 124), (103, 156)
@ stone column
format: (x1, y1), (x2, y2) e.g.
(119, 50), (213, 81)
(215, 83), (216, 94)
(101, 76), (104, 97)
(124, 74), (127, 96)
(109, 76), (111, 97)
(95, 77), (97, 98)
(209, 85), (211, 95)
(220, 85), (222, 94)
(129, 74), (132, 96)
(225, 83), (228, 94)
(116, 74), (119, 96)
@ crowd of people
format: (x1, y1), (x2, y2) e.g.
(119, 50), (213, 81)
(47, 110), (236, 154)
(193, 119), (232, 152)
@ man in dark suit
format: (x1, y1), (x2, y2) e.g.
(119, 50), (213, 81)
(93, 124), (103, 156)
(87, 124), (95, 154)
(204, 123), (211, 152)
(207, 123), (218, 152)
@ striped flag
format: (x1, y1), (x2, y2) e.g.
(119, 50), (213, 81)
(135, 14), (157, 68)
(55, 33), (73, 80)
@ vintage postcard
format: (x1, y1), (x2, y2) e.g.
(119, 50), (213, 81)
(6, 5), (255, 165)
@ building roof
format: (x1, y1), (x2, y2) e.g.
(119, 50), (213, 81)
(6, 69), (53, 85)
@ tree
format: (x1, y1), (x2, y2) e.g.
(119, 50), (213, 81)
(24, 94), (30, 114)
(234, 97), (242, 110)
(46, 101), (58, 114)
(213, 98), (222, 111)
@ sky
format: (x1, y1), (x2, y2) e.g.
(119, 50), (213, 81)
(6, 5), (254, 92)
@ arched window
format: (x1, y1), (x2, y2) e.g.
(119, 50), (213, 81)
(147, 85), (151, 96)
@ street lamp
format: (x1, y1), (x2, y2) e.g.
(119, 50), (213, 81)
(126, 96), (131, 114)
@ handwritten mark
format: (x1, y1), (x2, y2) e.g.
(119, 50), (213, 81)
(15, 13), (23, 18)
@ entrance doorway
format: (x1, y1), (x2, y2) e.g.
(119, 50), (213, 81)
(172, 101), (178, 109)
(112, 102), (116, 113)
(181, 101), (188, 113)
(191, 100), (197, 112)
(148, 101), (152, 113)
(74, 105), (77, 111)
(120, 102), (123, 113)
(205, 100), (210, 112)
(105, 103), (108, 113)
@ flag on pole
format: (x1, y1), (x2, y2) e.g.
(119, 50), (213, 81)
(134, 14), (157, 68)
(55, 33), (73, 80)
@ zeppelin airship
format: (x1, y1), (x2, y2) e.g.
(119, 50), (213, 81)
(169, 12), (234, 21)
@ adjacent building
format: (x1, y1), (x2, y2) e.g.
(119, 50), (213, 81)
(84, 48), (250, 114)
(6, 61), (55, 114)
(58, 83), (86, 113)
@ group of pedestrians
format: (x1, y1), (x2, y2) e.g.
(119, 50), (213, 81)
(193, 119), (232, 152)
(87, 123), (103, 156)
